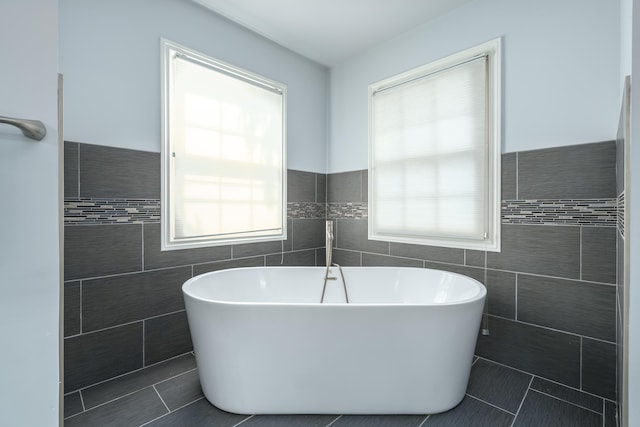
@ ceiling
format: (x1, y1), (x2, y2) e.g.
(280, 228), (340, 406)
(193, 0), (474, 67)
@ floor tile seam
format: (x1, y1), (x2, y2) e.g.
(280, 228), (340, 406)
(138, 397), (208, 427)
(79, 389), (86, 412)
(510, 377), (534, 427)
(417, 414), (430, 426)
(152, 384), (171, 413)
(62, 391), (87, 420)
(232, 414), (255, 426)
(483, 313), (616, 344)
(476, 356), (612, 407)
(532, 389), (603, 415)
(69, 351), (194, 397)
(324, 415), (343, 426)
(464, 393), (517, 416)
(77, 385), (158, 414)
(530, 379), (608, 407)
(66, 308), (187, 337)
(152, 367), (199, 388)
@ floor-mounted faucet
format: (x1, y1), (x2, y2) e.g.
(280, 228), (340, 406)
(321, 220), (350, 303)
(326, 220), (334, 268)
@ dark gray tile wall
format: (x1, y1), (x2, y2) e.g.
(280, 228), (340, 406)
(144, 311), (193, 365)
(64, 142), (326, 395)
(64, 140), (617, 407)
(64, 323), (143, 392)
(475, 316), (581, 387)
(64, 281), (81, 337)
(582, 338), (617, 400)
(329, 140), (617, 401)
(582, 227), (617, 284)
(82, 267), (191, 332)
(484, 224), (580, 279)
(517, 141), (616, 200)
(79, 143), (161, 199)
(516, 274), (615, 342)
(65, 224), (142, 280)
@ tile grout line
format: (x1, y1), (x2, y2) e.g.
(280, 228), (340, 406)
(69, 368), (200, 416)
(232, 414), (254, 426)
(79, 389), (86, 412)
(580, 225), (583, 281)
(69, 352), (195, 397)
(580, 336), (583, 390)
(153, 367), (199, 387)
(142, 319), (146, 368)
(510, 376), (534, 427)
(532, 389), (603, 416)
(75, 364), (199, 419)
(79, 280), (83, 334)
(515, 273), (518, 320)
(137, 397), (206, 427)
(64, 308), (189, 338)
(325, 415), (343, 426)
(417, 414), (430, 426)
(152, 385), (171, 413)
(483, 313), (616, 345)
(481, 266), (617, 287)
(141, 223), (145, 271)
(475, 355), (611, 403)
(465, 393), (517, 416)
(71, 386), (158, 417)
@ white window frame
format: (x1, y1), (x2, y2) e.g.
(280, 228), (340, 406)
(161, 39), (287, 251)
(368, 38), (501, 252)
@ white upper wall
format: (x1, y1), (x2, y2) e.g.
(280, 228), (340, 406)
(622, 0), (632, 81)
(0, 0), (60, 425)
(60, 0), (329, 173)
(329, 0), (620, 172)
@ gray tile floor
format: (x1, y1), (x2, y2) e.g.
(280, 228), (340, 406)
(64, 354), (617, 427)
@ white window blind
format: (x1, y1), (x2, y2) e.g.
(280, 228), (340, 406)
(162, 41), (286, 250)
(369, 39), (500, 251)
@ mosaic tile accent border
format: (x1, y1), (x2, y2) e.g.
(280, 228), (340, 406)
(327, 203), (368, 220)
(287, 202), (326, 219)
(65, 198), (618, 226)
(65, 198), (160, 225)
(502, 199), (617, 226)
(618, 192), (625, 237)
(65, 199), (327, 224)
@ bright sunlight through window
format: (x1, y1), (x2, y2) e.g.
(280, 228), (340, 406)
(161, 40), (286, 250)
(369, 38), (501, 251)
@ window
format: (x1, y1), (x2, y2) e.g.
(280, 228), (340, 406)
(368, 38), (501, 251)
(161, 40), (287, 250)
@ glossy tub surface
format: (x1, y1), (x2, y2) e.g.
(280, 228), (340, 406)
(183, 266), (486, 414)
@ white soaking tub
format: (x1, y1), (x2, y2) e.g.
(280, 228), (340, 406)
(182, 266), (486, 415)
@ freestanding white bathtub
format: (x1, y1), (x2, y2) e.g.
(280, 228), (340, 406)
(182, 266), (486, 415)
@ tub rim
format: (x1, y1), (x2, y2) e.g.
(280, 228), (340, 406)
(182, 266), (487, 307)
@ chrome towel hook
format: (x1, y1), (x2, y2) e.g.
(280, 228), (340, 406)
(0, 115), (46, 141)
